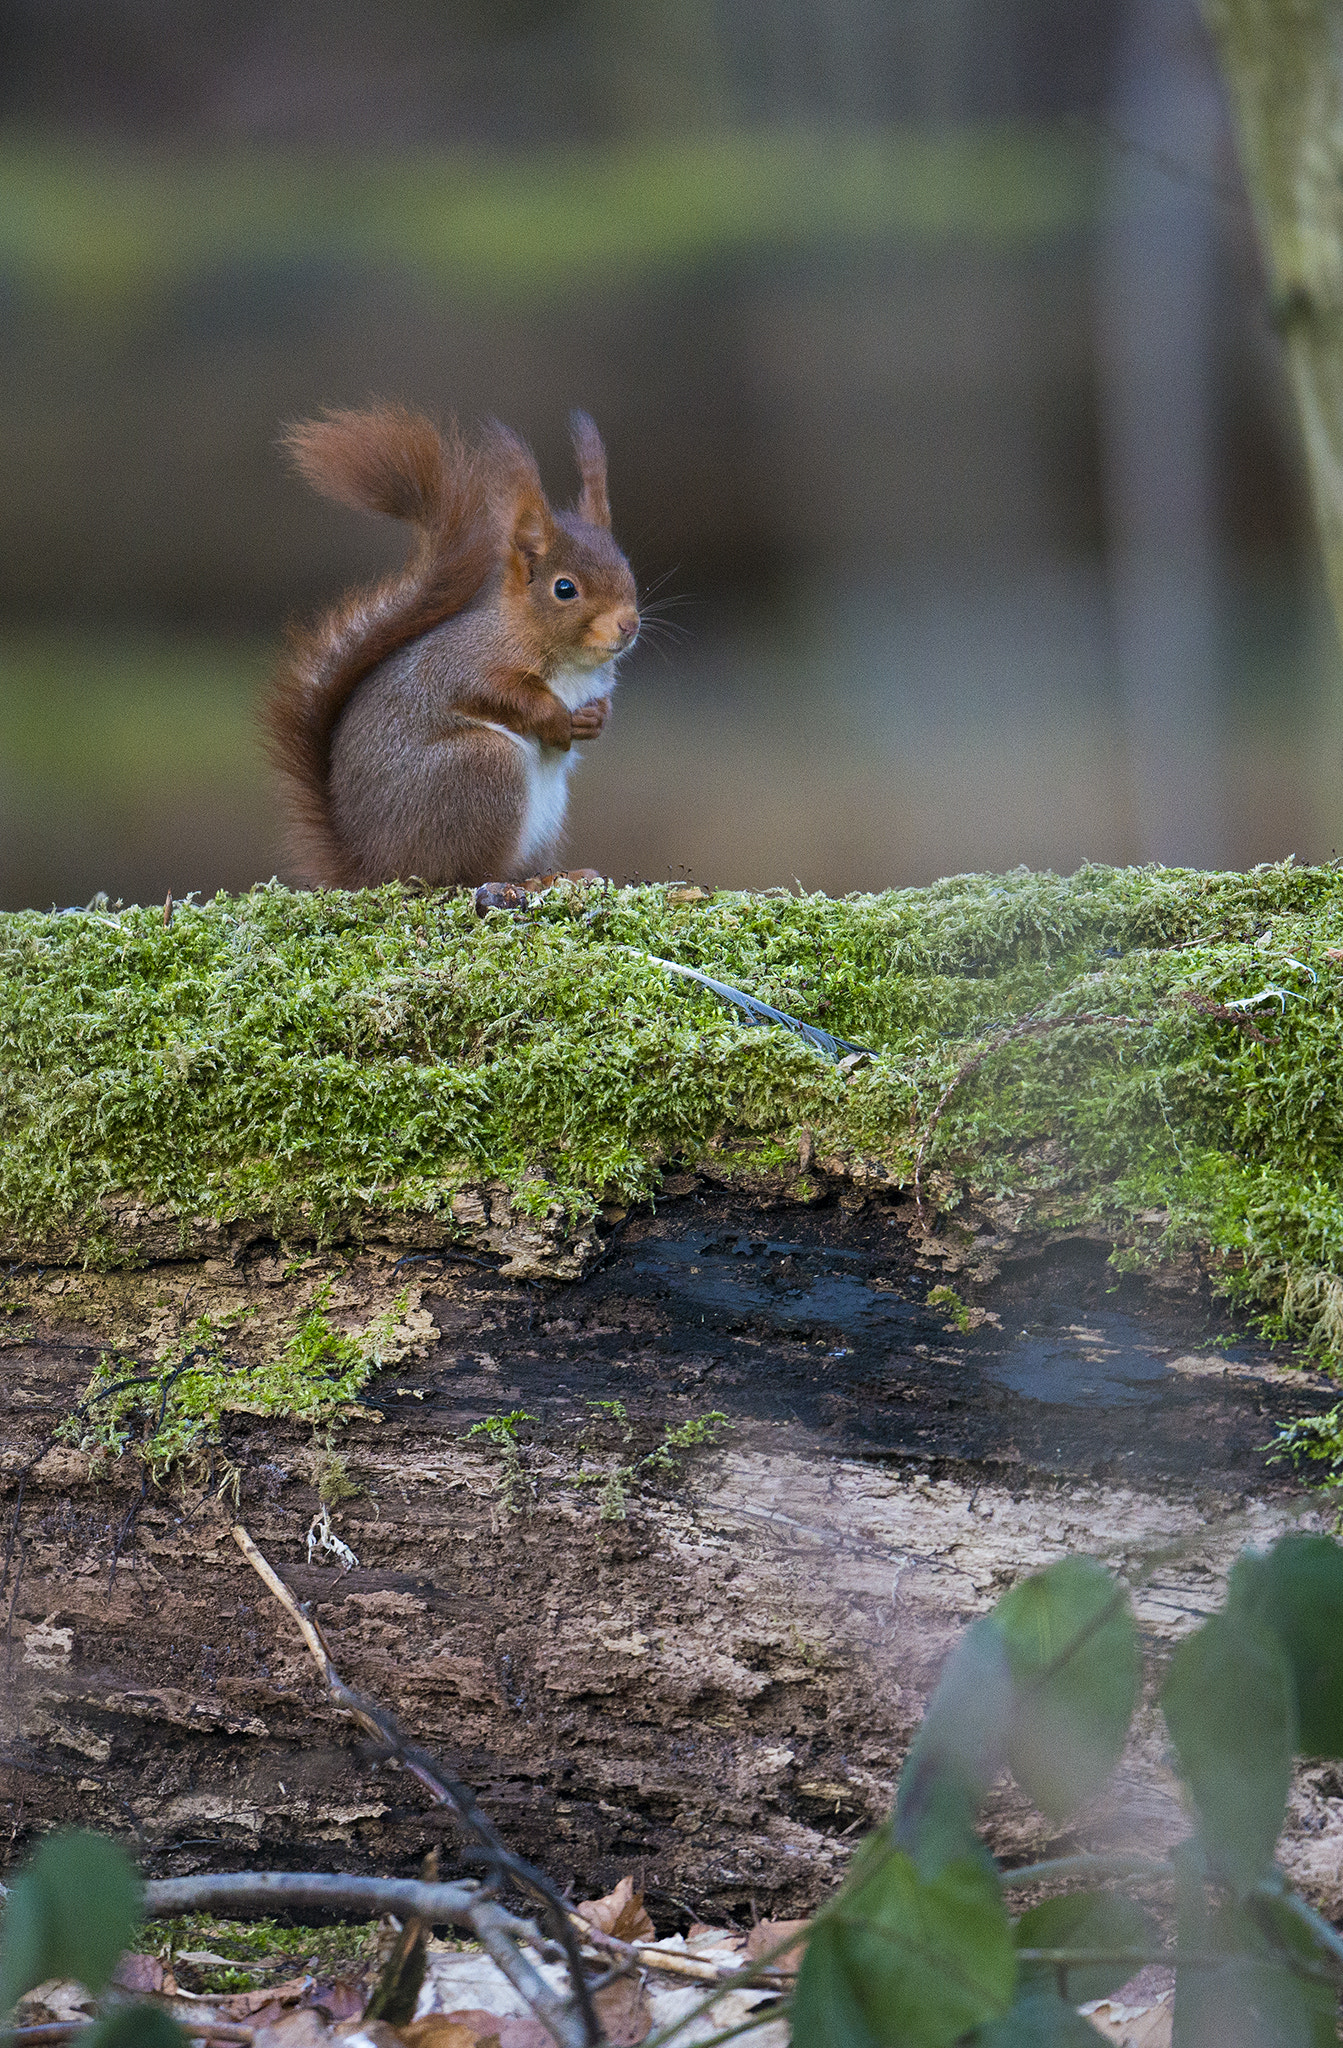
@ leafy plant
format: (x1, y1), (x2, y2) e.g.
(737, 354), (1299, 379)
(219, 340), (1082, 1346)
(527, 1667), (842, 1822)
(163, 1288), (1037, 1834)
(73, 1287), (395, 1482)
(790, 1536), (1343, 2047)
(575, 1409), (731, 1519)
(926, 1284), (972, 1332)
(465, 1408), (539, 1513)
(0, 1830), (183, 2047)
(465, 1408), (538, 1447)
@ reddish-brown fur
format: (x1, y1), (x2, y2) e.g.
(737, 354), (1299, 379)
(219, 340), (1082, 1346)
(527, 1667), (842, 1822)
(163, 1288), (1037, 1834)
(265, 403), (638, 888)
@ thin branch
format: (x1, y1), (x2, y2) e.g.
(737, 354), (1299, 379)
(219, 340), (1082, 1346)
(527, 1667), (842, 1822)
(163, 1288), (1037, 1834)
(640, 1930), (811, 2048)
(1259, 1868), (1343, 1984)
(146, 2017), (254, 2047)
(573, 1927), (751, 1987)
(144, 1871), (482, 1924)
(3, 2026), (253, 2047)
(653, 2003), (791, 2048)
(913, 1010), (1150, 1219)
(568, 1917), (796, 1987)
(1000, 1853), (1176, 1889)
(229, 1525), (599, 2048)
(470, 1905), (586, 2039)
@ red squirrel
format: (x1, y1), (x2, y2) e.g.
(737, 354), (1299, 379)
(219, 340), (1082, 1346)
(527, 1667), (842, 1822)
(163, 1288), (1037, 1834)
(265, 403), (639, 888)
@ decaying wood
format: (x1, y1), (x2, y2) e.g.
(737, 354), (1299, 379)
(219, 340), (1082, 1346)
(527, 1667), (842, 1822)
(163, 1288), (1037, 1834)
(226, 1524), (598, 2048)
(4, 1187), (1343, 1933)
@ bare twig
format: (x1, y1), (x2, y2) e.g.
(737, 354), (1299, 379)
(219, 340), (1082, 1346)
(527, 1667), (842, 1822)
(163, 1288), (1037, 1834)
(640, 1929), (810, 2048)
(1178, 987), (1277, 1044)
(145, 1871), (482, 1923)
(4, 2026), (253, 2047)
(153, 2019), (254, 2046)
(229, 1525), (599, 2048)
(1000, 1852), (1176, 1889)
(913, 1010), (1151, 1219)
(567, 1916), (790, 1986)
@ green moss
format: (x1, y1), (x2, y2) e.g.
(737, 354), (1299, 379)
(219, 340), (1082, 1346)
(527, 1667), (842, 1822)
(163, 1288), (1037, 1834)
(927, 1285), (972, 1332)
(574, 1407), (732, 1519)
(72, 1287), (404, 1479)
(143, 1913), (382, 1990)
(4, 863), (1343, 1361)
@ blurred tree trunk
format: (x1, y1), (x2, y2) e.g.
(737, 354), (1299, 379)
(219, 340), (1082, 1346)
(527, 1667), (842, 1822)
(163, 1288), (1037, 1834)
(1204, 0), (1343, 643)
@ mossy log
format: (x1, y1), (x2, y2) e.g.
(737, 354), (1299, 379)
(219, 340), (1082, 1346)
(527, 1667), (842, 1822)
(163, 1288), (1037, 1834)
(4, 869), (1343, 1918)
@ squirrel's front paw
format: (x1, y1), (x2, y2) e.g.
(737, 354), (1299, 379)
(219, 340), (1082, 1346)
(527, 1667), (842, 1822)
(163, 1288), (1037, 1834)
(569, 695), (612, 740)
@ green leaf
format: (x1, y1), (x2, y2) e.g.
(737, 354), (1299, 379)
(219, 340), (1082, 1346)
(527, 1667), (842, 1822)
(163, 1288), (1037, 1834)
(973, 1990), (1104, 2045)
(83, 2007), (188, 2048)
(1227, 1535), (1343, 1757)
(789, 1912), (880, 2048)
(894, 1618), (1012, 1876)
(1162, 1611), (1295, 1889)
(792, 1846), (1015, 2048)
(0, 1831), (142, 2017)
(1014, 1889), (1156, 2006)
(991, 1558), (1138, 1820)
(1171, 1832), (1338, 2046)
(0, 1875), (49, 2022)
(1243, 1894), (1343, 2048)
(1173, 1956), (1332, 2048)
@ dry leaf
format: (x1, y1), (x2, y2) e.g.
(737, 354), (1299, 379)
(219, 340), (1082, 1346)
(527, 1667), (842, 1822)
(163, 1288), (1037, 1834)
(395, 2022), (489, 2048)
(216, 1975), (315, 2019)
(491, 2022), (552, 2048)
(745, 1920), (810, 1972)
(1082, 1991), (1172, 2046)
(313, 1979), (369, 2022)
(112, 1954), (166, 1995)
(593, 1974), (653, 2045)
(15, 1980), (99, 2025)
(252, 2011), (333, 2048)
(686, 1922), (745, 1949)
(399, 2013), (553, 2048)
(573, 1874), (655, 1943)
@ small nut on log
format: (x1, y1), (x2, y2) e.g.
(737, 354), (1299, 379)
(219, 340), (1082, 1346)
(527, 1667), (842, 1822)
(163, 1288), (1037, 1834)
(522, 868), (606, 890)
(474, 881), (530, 916)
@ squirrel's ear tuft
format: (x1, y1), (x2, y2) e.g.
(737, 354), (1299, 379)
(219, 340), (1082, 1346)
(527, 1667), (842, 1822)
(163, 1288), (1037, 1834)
(480, 418), (554, 575)
(570, 410), (611, 530)
(503, 475), (556, 581)
(511, 491), (553, 568)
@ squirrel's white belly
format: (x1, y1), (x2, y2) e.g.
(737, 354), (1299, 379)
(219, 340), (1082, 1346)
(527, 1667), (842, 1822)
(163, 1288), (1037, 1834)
(517, 661), (614, 868)
(474, 725), (577, 869)
(477, 664), (613, 871)
(515, 741), (576, 866)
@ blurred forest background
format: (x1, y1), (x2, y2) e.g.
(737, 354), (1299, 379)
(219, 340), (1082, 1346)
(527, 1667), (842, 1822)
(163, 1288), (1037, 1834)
(0, 0), (1338, 908)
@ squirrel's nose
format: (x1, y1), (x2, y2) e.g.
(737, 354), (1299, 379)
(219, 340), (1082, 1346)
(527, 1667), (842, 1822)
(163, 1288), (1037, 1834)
(615, 608), (639, 643)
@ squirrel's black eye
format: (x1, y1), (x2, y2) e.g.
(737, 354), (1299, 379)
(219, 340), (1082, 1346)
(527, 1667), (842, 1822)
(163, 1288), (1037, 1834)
(552, 577), (578, 601)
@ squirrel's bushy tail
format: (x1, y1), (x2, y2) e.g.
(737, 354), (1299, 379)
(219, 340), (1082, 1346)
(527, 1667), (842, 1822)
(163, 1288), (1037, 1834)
(266, 405), (502, 885)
